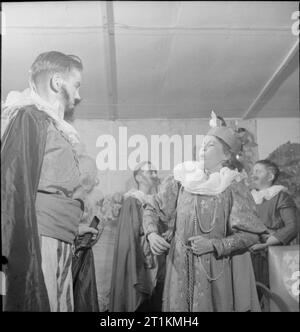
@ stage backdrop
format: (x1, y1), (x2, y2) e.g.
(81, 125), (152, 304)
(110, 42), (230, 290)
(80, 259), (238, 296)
(73, 118), (257, 195)
(256, 118), (300, 159)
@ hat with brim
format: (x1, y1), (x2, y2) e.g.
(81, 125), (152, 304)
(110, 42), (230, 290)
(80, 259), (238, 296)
(207, 126), (242, 154)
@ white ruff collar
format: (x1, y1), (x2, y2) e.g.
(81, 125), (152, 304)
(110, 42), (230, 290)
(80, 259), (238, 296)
(251, 185), (288, 204)
(2, 88), (80, 146)
(173, 161), (247, 195)
(124, 189), (154, 205)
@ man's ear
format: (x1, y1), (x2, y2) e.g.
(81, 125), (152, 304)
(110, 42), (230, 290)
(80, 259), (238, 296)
(50, 73), (63, 93)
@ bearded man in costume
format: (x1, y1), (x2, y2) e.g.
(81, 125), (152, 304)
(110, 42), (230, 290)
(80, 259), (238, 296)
(250, 159), (299, 293)
(1, 51), (98, 311)
(110, 161), (170, 312)
(143, 113), (268, 312)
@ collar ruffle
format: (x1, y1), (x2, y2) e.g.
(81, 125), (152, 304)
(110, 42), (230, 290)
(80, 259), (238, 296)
(124, 189), (154, 205)
(173, 161), (247, 195)
(251, 185), (287, 204)
(2, 88), (80, 146)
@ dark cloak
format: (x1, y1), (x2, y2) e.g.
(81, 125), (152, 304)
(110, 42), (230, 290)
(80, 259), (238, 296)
(109, 197), (151, 312)
(1, 106), (51, 311)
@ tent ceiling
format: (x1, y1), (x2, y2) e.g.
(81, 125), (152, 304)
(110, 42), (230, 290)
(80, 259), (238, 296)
(2, 1), (299, 119)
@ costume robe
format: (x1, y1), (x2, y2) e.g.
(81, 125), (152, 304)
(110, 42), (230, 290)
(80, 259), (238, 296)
(2, 104), (86, 311)
(143, 175), (267, 312)
(1, 106), (51, 311)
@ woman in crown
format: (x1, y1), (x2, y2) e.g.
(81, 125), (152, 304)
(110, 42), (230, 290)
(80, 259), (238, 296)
(143, 112), (268, 312)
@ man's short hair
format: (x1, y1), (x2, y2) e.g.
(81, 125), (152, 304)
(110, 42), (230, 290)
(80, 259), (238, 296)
(30, 51), (83, 84)
(255, 159), (280, 185)
(133, 161), (152, 186)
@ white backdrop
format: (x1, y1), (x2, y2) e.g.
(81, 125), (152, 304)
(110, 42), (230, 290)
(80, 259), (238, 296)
(73, 117), (257, 195)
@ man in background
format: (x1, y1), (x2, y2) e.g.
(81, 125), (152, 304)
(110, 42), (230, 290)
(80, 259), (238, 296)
(250, 159), (299, 303)
(110, 161), (169, 312)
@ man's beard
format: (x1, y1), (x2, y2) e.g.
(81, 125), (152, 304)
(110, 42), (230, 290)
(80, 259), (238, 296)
(146, 177), (160, 193)
(64, 105), (75, 123)
(61, 85), (80, 123)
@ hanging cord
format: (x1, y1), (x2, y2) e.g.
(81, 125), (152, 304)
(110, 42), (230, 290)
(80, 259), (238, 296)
(186, 246), (194, 312)
(175, 234), (194, 312)
(196, 256), (226, 282)
(192, 196), (226, 281)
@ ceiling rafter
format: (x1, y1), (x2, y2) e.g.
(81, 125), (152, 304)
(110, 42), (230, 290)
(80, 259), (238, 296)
(101, 1), (118, 120)
(243, 39), (299, 119)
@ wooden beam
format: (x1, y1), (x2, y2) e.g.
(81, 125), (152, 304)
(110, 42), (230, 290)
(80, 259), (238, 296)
(101, 1), (118, 120)
(243, 39), (299, 119)
(157, 2), (182, 111)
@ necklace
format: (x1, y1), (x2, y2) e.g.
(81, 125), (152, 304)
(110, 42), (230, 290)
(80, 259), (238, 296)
(193, 195), (218, 234)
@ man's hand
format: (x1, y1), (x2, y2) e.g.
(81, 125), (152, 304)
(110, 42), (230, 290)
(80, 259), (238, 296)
(250, 235), (280, 252)
(249, 243), (268, 252)
(188, 235), (214, 256)
(162, 229), (173, 243)
(78, 223), (99, 241)
(148, 232), (170, 255)
(260, 233), (270, 243)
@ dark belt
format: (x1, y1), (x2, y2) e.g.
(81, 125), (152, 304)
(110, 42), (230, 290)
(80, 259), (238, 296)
(35, 191), (84, 244)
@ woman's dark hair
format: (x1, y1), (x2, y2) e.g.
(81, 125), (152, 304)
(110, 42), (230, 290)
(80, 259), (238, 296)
(255, 159), (280, 185)
(216, 137), (244, 172)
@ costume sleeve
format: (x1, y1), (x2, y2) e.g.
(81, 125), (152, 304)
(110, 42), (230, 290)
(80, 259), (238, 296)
(143, 175), (180, 236)
(1, 106), (51, 311)
(272, 192), (299, 245)
(212, 181), (268, 258)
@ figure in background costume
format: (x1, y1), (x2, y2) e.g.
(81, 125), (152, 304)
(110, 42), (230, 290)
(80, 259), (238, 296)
(143, 112), (268, 312)
(250, 159), (299, 305)
(110, 161), (169, 312)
